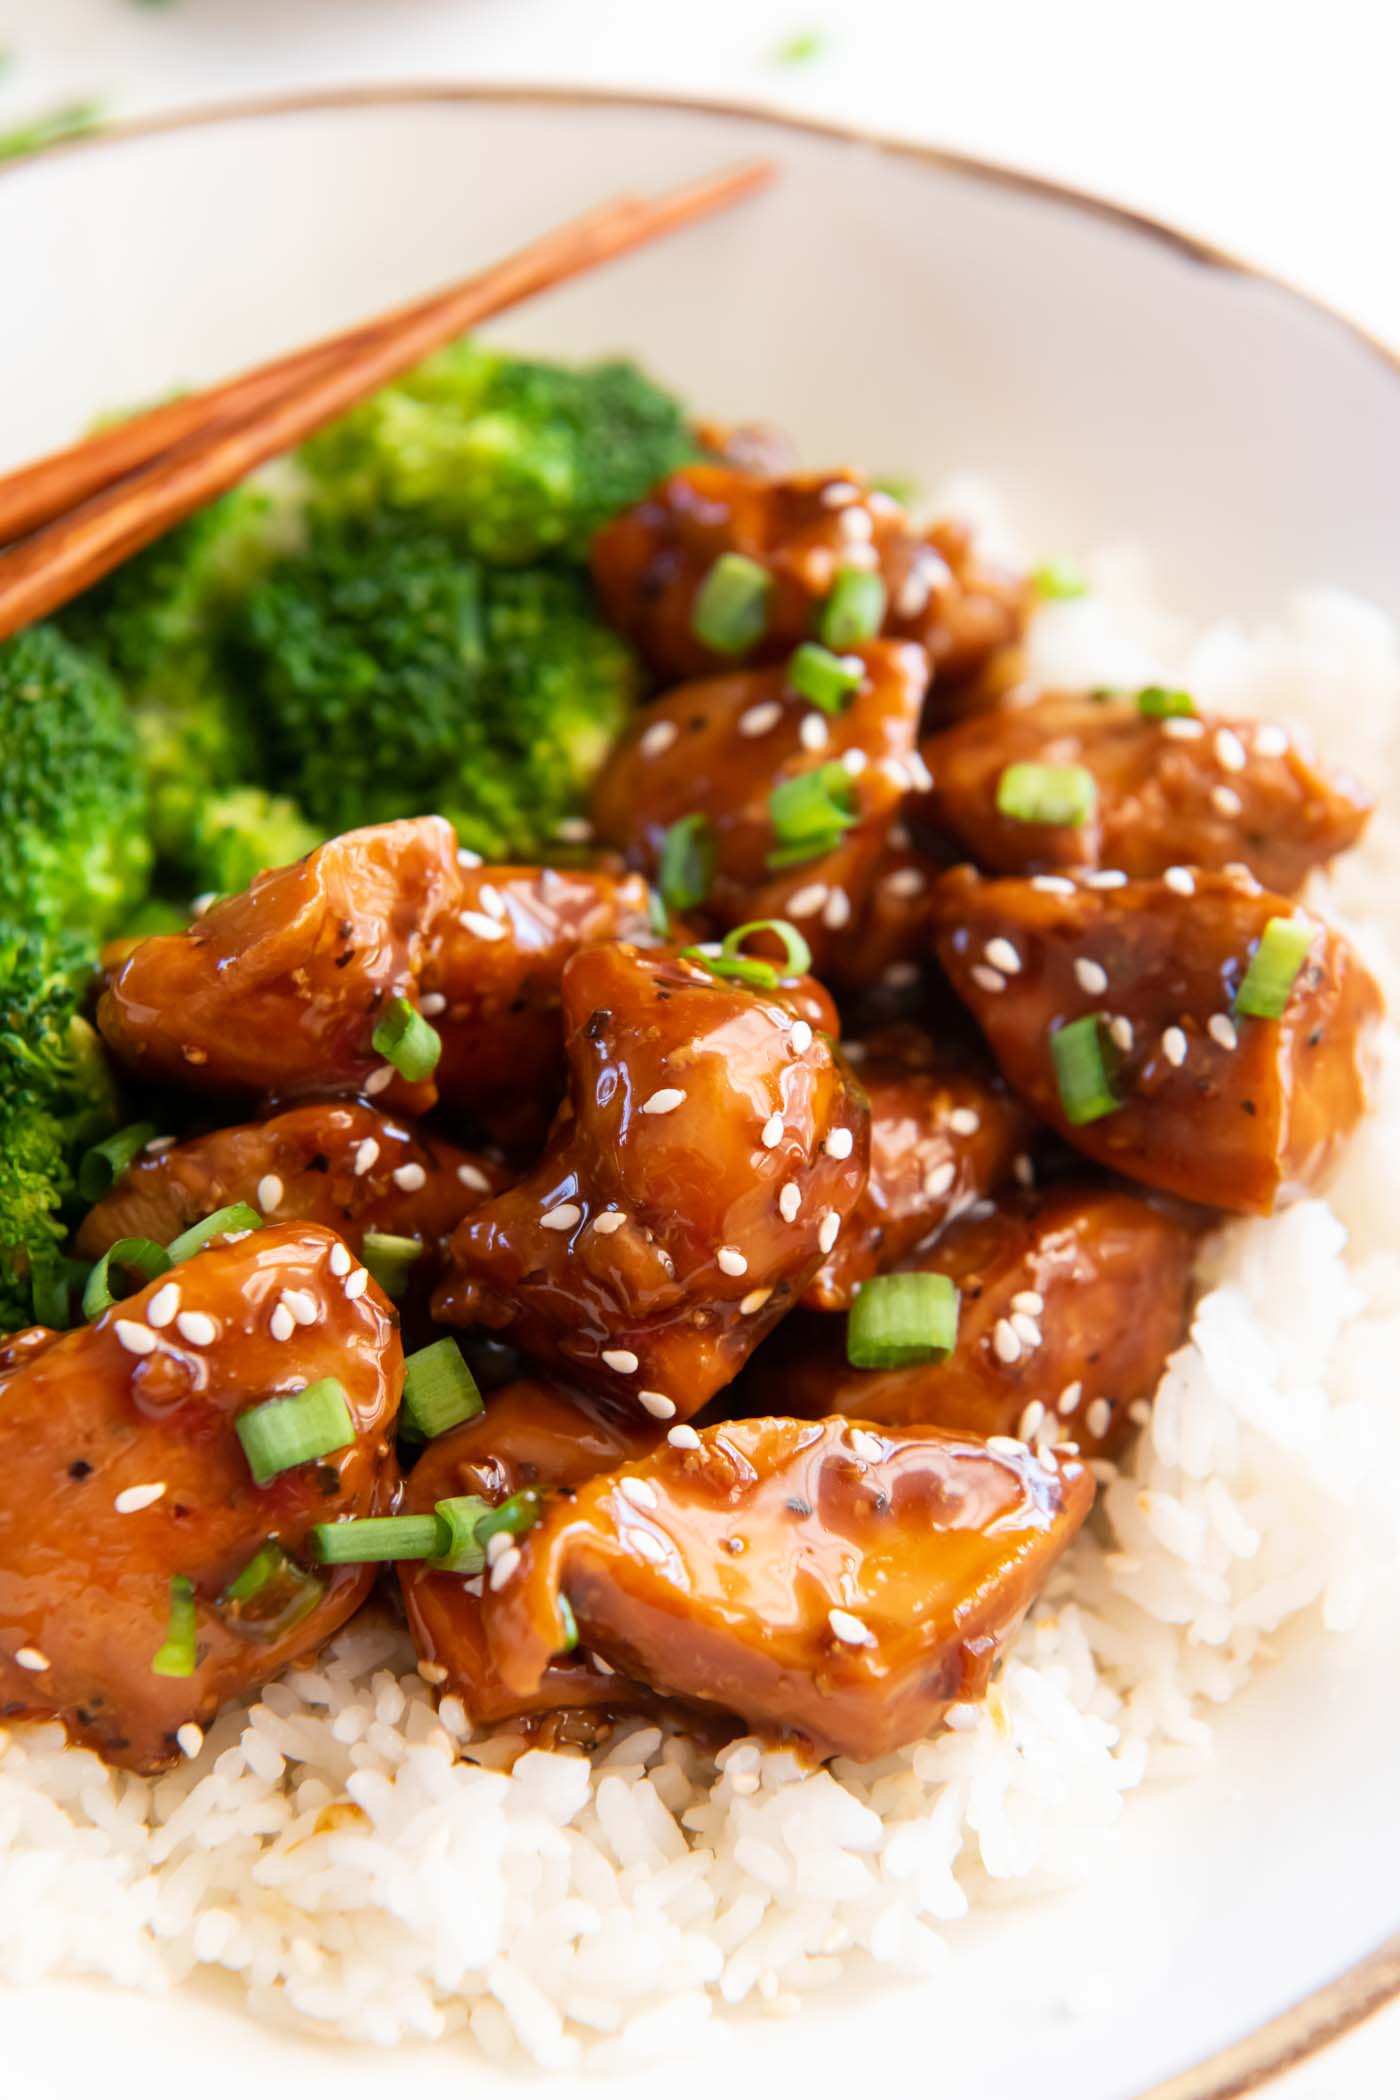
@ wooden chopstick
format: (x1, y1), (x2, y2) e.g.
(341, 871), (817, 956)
(0, 158), (773, 641)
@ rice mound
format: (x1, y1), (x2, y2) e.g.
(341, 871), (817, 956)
(2, 572), (1398, 2070)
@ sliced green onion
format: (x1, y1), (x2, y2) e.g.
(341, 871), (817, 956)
(475, 1487), (543, 1548)
(847, 1272), (960, 1369)
(361, 1231), (423, 1300)
(995, 761), (1098, 829)
(311, 1514), (445, 1564)
(647, 885), (670, 938)
(430, 1494), (492, 1574)
(818, 567), (886, 650)
(29, 1251), (89, 1330)
(401, 1338), (483, 1441)
(151, 1575), (198, 1678)
(658, 812), (715, 915)
(165, 1203), (263, 1265)
(787, 642), (864, 715)
(82, 1237), (172, 1320)
(1137, 684), (1196, 720)
(767, 762), (858, 868)
(219, 1540), (326, 1641)
(78, 1122), (157, 1204)
(236, 1378), (354, 1487)
(724, 918), (813, 979)
(1235, 916), (1314, 1021)
(372, 995), (442, 1083)
(691, 553), (772, 654)
(1031, 559), (1089, 602)
(557, 1594), (580, 1653)
(1050, 1014), (1120, 1125)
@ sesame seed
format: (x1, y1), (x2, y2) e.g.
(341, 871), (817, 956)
(779, 1182), (802, 1223)
(828, 1607), (875, 1647)
(176, 1310), (217, 1347)
(1058, 1380), (1083, 1414)
(1212, 785), (1244, 817)
(602, 1348), (639, 1375)
(992, 1318), (1022, 1365)
(1214, 727), (1247, 773)
(1011, 1311), (1042, 1348)
(456, 1163), (490, 1194)
(826, 1126), (854, 1160)
(786, 882), (830, 918)
(554, 816), (594, 843)
(114, 1482), (166, 1514)
(419, 992), (447, 1017)
(903, 752), (935, 794)
(1162, 716), (1205, 741)
(668, 1424), (702, 1449)
(1086, 869), (1129, 889)
(417, 1659), (449, 1685)
(1013, 1153), (1035, 1188)
(1163, 865), (1196, 896)
(820, 480), (862, 508)
(841, 747), (869, 776)
(176, 1723), (204, 1759)
(485, 1529), (515, 1567)
(1031, 874), (1076, 895)
(739, 1287), (773, 1315)
(818, 1210), (841, 1255)
(1161, 1026), (1188, 1067)
(883, 960), (920, 989)
(850, 1429), (883, 1462)
(799, 712), (830, 752)
(1011, 1290), (1044, 1316)
(1075, 958), (1109, 996)
(984, 938), (1021, 976)
(948, 1107), (981, 1137)
(590, 1653), (616, 1676)
(838, 505), (874, 543)
(944, 1702), (980, 1732)
(541, 1202), (582, 1232)
(282, 1288), (319, 1327)
(146, 1281), (181, 1329)
(638, 1390), (676, 1419)
(822, 888), (851, 930)
(760, 1112), (784, 1148)
(1208, 1012), (1239, 1051)
(592, 1210), (626, 1235)
(114, 1320), (157, 1357)
(790, 1020), (813, 1055)
(639, 719), (678, 759)
(896, 571), (930, 618)
(1129, 1400), (1153, 1427)
(986, 1434), (1028, 1458)
(619, 1476), (659, 1511)
(15, 1647), (49, 1671)
(1017, 1401), (1046, 1442)
(924, 1160), (957, 1199)
(344, 1268), (369, 1301)
(256, 1174), (284, 1214)
(1254, 724), (1288, 757)
(269, 1302), (296, 1342)
(739, 700), (783, 738)
(476, 883), (508, 921)
(489, 1546), (521, 1590)
(353, 1139), (379, 1176)
(1086, 1398), (1113, 1439)
(716, 1246), (749, 1277)
(884, 867), (926, 899)
(328, 1241), (353, 1277)
(970, 965), (1006, 995)
(627, 1528), (668, 1565)
(1108, 1016), (1134, 1053)
(641, 1088), (685, 1115)
(457, 846), (484, 868)
(391, 1162), (426, 1194)
(363, 1065), (394, 1096)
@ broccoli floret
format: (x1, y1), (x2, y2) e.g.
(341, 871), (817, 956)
(187, 785), (322, 896)
(0, 926), (117, 1333)
(301, 342), (695, 564)
(0, 627), (152, 937)
(238, 520), (637, 859)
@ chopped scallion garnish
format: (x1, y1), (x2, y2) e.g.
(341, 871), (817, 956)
(401, 1338), (483, 1441)
(658, 812), (715, 916)
(847, 1272), (959, 1369)
(311, 1513), (445, 1565)
(165, 1202), (263, 1265)
(767, 762), (858, 868)
(430, 1494), (493, 1574)
(78, 1122), (157, 1204)
(474, 1487), (543, 1548)
(1030, 560), (1088, 602)
(682, 917), (813, 990)
(557, 1594), (580, 1653)
(818, 567), (886, 650)
(691, 553), (772, 654)
(219, 1540), (326, 1641)
(787, 641), (864, 715)
(1235, 916), (1314, 1020)
(371, 995), (442, 1083)
(647, 885), (670, 938)
(1137, 684), (1196, 720)
(151, 1575), (198, 1678)
(360, 1231), (424, 1299)
(82, 1236), (172, 1320)
(995, 761), (1097, 829)
(236, 1378), (354, 1487)
(1050, 1014), (1120, 1125)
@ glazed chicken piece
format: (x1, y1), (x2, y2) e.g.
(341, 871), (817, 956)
(0, 1326), (60, 1373)
(98, 816), (654, 1140)
(802, 1023), (1033, 1311)
(0, 1223), (401, 1771)
(920, 691), (1373, 891)
(75, 1102), (506, 1275)
(590, 464), (1028, 690)
(399, 1379), (658, 1726)
(591, 641), (927, 976)
(932, 867), (1381, 1213)
(770, 1187), (1196, 1459)
(479, 1415), (1092, 1761)
(822, 835), (945, 998)
(433, 941), (869, 1421)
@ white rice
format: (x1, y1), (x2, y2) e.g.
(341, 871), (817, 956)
(2, 564), (1398, 2069)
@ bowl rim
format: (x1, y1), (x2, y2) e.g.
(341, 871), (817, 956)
(2, 74), (1397, 2100)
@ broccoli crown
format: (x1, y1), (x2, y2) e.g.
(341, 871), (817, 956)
(0, 926), (117, 1333)
(301, 342), (695, 565)
(238, 520), (637, 859)
(0, 627), (153, 937)
(187, 784), (322, 896)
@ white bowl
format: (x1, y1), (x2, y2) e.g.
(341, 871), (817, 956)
(1, 85), (1398, 2100)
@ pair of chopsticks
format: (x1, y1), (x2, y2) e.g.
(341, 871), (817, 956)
(0, 157), (774, 643)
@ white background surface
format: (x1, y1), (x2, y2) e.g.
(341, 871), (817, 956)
(1, 5), (1396, 2093)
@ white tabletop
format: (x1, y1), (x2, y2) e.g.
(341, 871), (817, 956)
(1, 2), (1396, 2092)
